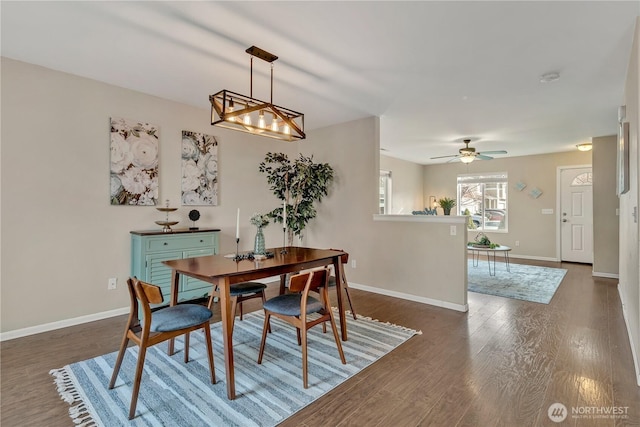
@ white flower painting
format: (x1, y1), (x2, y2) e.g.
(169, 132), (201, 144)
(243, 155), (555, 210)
(110, 117), (159, 205)
(181, 131), (218, 206)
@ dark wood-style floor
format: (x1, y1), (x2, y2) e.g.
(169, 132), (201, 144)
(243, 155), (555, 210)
(1, 260), (638, 426)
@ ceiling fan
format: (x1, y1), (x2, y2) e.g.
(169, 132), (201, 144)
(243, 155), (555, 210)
(430, 139), (507, 163)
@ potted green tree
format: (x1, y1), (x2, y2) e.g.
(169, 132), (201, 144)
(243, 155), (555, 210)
(438, 197), (456, 215)
(259, 152), (334, 245)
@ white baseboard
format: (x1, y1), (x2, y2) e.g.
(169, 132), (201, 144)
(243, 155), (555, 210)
(509, 254), (560, 262)
(592, 271), (620, 279)
(348, 282), (469, 313)
(618, 284), (640, 386)
(0, 307), (129, 342)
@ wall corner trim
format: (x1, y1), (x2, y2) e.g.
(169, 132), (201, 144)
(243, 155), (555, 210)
(618, 284), (640, 386)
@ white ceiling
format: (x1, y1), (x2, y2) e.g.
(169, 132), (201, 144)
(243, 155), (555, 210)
(2, 1), (638, 164)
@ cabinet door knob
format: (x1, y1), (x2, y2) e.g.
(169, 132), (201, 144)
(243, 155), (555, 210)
(200, 240), (204, 243)
(163, 242), (168, 245)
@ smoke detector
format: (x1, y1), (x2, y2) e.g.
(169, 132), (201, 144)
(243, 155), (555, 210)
(540, 72), (560, 83)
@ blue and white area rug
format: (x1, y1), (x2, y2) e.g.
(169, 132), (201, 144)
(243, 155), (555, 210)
(468, 260), (567, 304)
(51, 309), (420, 426)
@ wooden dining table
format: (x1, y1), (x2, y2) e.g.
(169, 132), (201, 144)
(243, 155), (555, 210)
(162, 246), (348, 400)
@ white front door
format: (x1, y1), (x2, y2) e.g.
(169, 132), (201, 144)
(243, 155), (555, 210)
(560, 167), (593, 263)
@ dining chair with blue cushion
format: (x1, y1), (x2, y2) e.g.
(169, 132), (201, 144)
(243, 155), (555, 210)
(257, 267), (346, 388)
(109, 278), (215, 420)
(208, 281), (270, 332)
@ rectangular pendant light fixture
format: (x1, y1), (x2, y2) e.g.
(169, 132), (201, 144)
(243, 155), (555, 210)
(210, 46), (305, 141)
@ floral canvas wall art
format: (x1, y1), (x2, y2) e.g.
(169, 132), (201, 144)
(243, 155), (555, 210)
(182, 131), (219, 205)
(110, 117), (159, 205)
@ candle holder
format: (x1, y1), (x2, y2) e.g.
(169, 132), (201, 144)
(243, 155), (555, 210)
(233, 237), (242, 262)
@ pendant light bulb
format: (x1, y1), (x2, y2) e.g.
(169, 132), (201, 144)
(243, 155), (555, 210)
(271, 114), (279, 132)
(258, 111), (266, 129)
(227, 99), (235, 122)
(283, 123), (291, 135)
(243, 104), (252, 126)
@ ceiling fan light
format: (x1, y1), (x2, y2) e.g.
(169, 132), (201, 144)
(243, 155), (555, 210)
(460, 155), (474, 164)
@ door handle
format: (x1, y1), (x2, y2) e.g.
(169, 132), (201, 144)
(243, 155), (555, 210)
(562, 219), (568, 222)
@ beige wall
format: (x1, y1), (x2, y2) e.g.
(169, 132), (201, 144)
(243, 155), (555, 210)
(592, 135), (620, 276)
(299, 116), (380, 284)
(379, 155), (424, 214)
(302, 118), (467, 310)
(0, 58), (297, 333)
(619, 17), (640, 386)
(1, 60), (467, 336)
(423, 151), (592, 260)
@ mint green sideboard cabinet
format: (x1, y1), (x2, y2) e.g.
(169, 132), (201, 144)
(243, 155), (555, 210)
(130, 228), (220, 304)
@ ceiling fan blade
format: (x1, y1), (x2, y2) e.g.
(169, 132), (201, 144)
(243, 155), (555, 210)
(430, 154), (460, 159)
(446, 157), (461, 163)
(477, 150), (507, 155)
(476, 154), (494, 160)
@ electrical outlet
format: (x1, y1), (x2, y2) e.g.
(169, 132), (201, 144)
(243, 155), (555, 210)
(450, 225), (457, 236)
(108, 277), (117, 290)
(515, 240), (520, 247)
(351, 259), (357, 269)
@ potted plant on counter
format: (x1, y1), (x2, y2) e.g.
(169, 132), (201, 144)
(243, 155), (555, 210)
(438, 197), (456, 215)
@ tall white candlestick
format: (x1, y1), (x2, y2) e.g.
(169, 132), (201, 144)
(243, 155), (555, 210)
(236, 208), (240, 239)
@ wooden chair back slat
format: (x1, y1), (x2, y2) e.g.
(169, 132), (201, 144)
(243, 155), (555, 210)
(289, 271), (311, 293)
(137, 281), (165, 305)
(126, 278), (139, 318)
(306, 268), (328, 292)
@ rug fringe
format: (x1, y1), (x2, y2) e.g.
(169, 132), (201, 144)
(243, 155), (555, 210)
(50, 368), (98, 427)
(332, 307), (422, 335)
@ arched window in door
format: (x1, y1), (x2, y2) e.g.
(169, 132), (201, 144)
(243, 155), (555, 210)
(571, 172), (592, 186)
